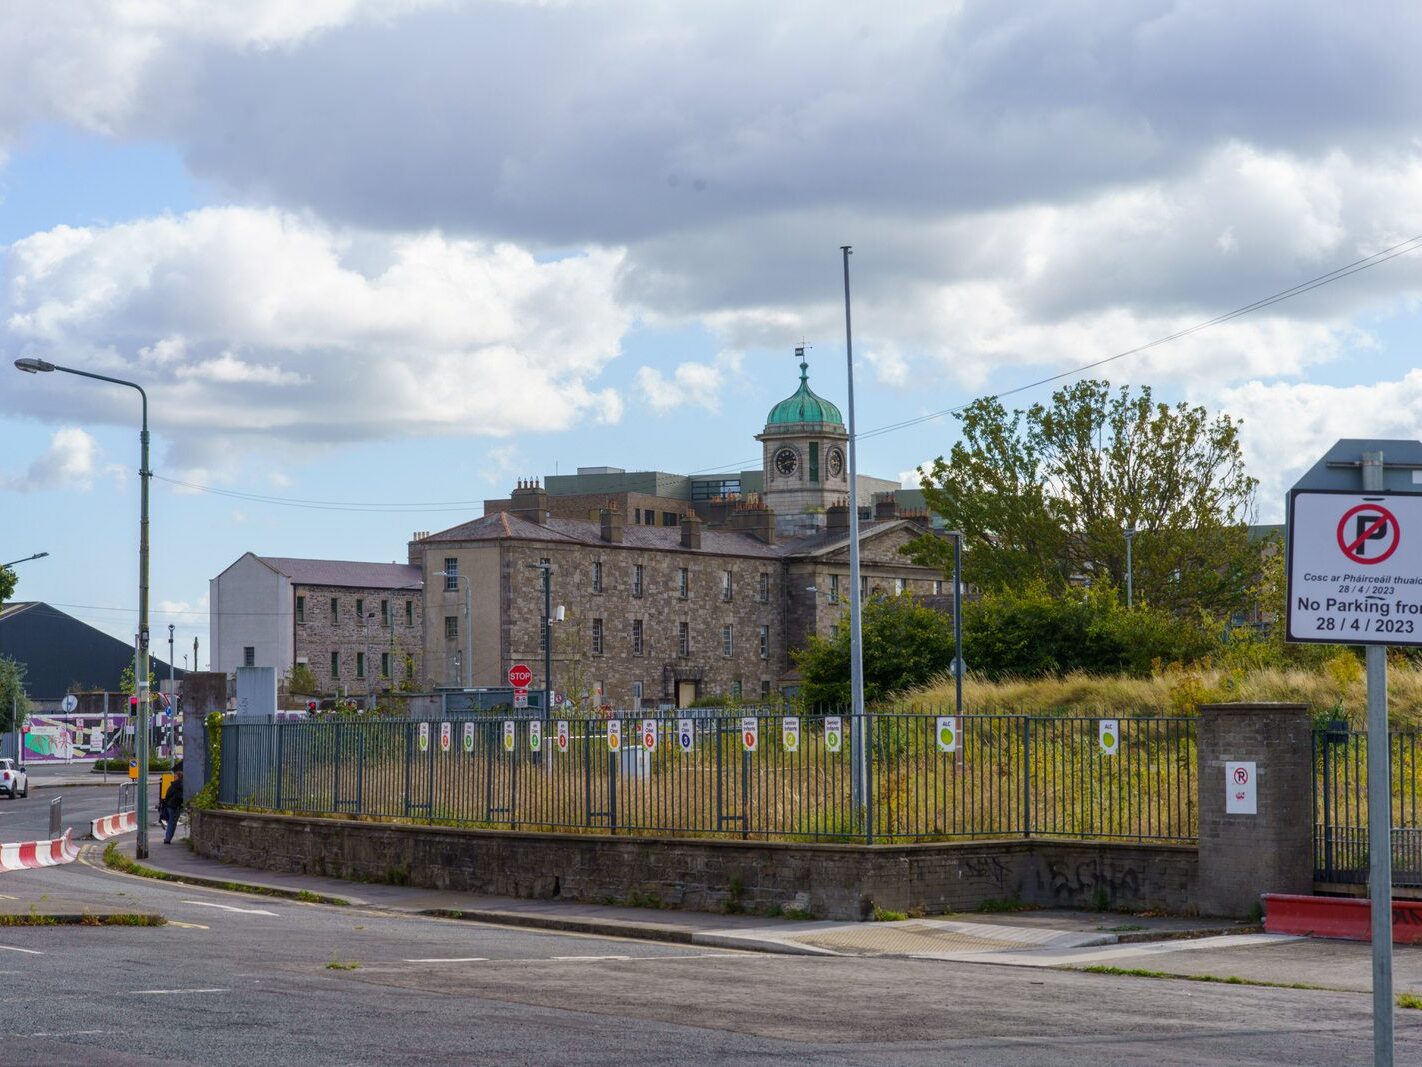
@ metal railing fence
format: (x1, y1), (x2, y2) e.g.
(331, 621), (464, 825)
(218, 712), (1197, 844)
(1314, 727), (1422, 886)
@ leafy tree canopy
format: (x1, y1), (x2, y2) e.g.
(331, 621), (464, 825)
(905, 380), (1260, 617)
(0, 567), (14, 607)
(795, 594), (957, 707)
(0, 656), (30, 730)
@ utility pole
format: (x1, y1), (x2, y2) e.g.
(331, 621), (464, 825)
(1124, 526), (1137, 609)
(168, 624), (175, 759)
(841, 244), (868, 838)
(525, 562), (554, 716)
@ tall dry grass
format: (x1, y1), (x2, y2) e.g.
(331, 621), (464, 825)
(905, 651), (1422, 727)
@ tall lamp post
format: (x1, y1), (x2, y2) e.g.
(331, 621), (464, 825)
(167, 624), (175, 759)
(946, 532), (965, 719)
(14, 357), (153, 858)
(1, 552), (49, 569)
(436, 571), (473, 689)
(840, 244), (868, 835)
(525, 563), (553, 716)
(1124, 526), (1137, 609)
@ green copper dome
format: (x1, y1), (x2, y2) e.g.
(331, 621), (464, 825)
(766, 357), (843, 427)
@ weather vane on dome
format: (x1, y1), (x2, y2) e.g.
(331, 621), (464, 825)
(795, 340), (812, 380)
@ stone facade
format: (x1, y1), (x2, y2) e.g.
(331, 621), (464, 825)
(293, 583), (424, 695)
(194, 808), (1198, 920)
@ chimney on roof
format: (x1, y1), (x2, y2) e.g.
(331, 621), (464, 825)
(510, 478), (549, 525)
(827, 499), (850, 534)
(680, 511), (702, 550)
(600, 501), (624, 544)
(726, 499), (776, 545)
(874, 492), (899, 520)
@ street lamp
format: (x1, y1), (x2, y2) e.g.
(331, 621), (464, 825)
(841, 245), (868, 835)
(525, 563), (553, 716)
(435, 571), (473, 689)
(1, 552), (49, 568)
(1124, 526), (1137, 609)
(14, 357), (153, 858)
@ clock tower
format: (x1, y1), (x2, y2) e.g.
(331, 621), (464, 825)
(756, 348), (850, 527)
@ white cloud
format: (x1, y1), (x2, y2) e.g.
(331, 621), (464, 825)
(2, 426), (120, 492)
(2, 207), (631, 466)
(634, 351), (743, 414)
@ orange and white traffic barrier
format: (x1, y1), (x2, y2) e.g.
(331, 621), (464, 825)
(0, 829), (80, 871)
(90, 810), (138, 841)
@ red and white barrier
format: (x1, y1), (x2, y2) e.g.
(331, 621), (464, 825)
(90, 810), (138, 841)
(0, 829), (80, 871)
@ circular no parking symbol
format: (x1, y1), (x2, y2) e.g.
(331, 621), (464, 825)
(1233, 766), (1250, 785)
(1337, 503), (1400, 565)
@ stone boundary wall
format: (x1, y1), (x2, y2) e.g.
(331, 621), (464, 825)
(193, 809), (1197, 920)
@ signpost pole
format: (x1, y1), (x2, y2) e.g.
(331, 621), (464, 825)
(1362, 450), (1394, 1065)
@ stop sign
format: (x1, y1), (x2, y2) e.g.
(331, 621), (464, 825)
(508, 663), (533, 688)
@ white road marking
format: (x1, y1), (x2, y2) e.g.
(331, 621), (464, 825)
(29, 1030), (108, 1037)
(551, 954), (632, 961)
(181, 900), (277, 916)
(404, 957), (490, 963)
(130, 988), (228, 995)
(167, 920), (209, 930)
(0, 945), (42, 955)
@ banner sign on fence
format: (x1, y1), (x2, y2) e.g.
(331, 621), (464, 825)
(439, 721), (452, 753)
(1098, 719), (1120, 756)
(642, 719), (658, 751)
(607, 720), (621, 752)
(742, 717), (758, 752)
(936, 716), (958, 753)
(462, 721), (475, 753)
(782, 716), (800, 752)
(529, 720), (542, 752)
(678, 718), (694, 752)
(1225, 761), (1257, 814)
(556, 720), (569, 752)
(825, 716), (843, 753)
(418, 722), (430, 753)
(503, 720), (515, 752)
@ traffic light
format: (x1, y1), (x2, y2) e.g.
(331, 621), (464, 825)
(129, 695), (139, 716)
(306, 700), (318, 713)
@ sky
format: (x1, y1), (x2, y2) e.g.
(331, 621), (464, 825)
(4, 0), (1422, 667)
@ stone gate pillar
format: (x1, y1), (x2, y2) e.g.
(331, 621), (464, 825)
(1197, 702), (1313, 917)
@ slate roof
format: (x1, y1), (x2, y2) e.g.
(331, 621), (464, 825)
(0, 602), (183, 696)
(256, 556), (423, 590)
(421, 512), (922, 560)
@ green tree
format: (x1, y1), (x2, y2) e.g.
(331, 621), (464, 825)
(906, 380), (1260, 617)
(795, 594), (957, 707)
(0, 656), (30, 731)
(0, 567), (15, 609)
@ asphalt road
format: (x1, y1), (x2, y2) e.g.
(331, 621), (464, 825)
(0, 847), (1412, 1066)
(0, 782), (142, 841)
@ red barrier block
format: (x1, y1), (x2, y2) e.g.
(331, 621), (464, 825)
(1263, 893), (1422, 943)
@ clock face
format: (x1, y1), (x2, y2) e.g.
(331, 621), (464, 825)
(774, 447), (799, 477)
(827, 448), (844, 478)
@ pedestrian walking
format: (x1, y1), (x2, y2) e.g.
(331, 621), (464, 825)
(160, 768), (184, 844)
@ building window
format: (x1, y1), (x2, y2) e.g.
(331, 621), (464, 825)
(243, 646), (255, 667)
(381, 598), (390, 625)
(721, 570), (733, 602)
(761, 680), (771, 698)
(861, 576), (868, 599)
(678, 621), (690, 658)
(634, 508), (642, 525)
(830, 575), (841, 604)
(445, 616), (459, 639)
(355, 652), (366, 679)
(592, 561), (603, 593)
(380, 652), (391, 678)
(632, 564), (644, 597)
(330, 596), (339, 620)
(633, 680), (643, 707)
(632, 619), (644, 656)
(809, 441), (819, 483)
(356, 597), (365, 620)
(443, 559), (459, 591)
(759, 625), (770, 660)
(295, 595), (305, 624)
(894, 578), (905, 596)
(662, 512), (679, 527)
(330, 651), (339, 677)
(591, 617), (604, 656)
(722, 624), (734, 657)
(934, 580), (944, 595)
(405, 599), (414, 625)
(730, 679), (742, 699)
(757, 572), (769, 603)
(678, 568), (689, 599)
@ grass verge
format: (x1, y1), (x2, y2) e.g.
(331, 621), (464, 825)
(0, 909), (164, 927)
(1080, 964), (1326, 992)
(101, 841), (350, 906)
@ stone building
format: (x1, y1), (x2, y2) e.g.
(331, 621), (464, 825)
(209, 554), (423, 698)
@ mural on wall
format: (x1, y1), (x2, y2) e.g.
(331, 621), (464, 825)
(17, 714), (183, 763)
